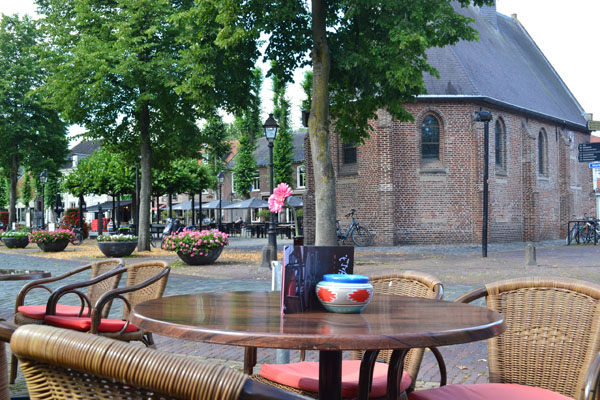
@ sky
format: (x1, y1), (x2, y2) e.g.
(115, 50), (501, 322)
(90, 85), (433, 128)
(1, 0), (598, 135)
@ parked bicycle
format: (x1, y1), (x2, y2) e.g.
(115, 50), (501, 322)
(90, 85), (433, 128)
(336, 209), (373, 247)
(566, 215), (599, 245)
(60, 221), (84, 245)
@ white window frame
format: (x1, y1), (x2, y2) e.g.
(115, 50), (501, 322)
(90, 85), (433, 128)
(296, 165), (306, 188)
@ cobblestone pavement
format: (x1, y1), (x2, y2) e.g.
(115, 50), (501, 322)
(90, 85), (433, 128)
(2, 237), (599, 395)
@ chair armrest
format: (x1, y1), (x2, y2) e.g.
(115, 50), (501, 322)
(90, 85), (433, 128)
(46, 266), (127, 316)
(584, 352), (600, 400)
(429, 347), (447, 387)
(454, 287), (487, 304)
(14, 264), (93, 311)
(90, 267), (171, 334)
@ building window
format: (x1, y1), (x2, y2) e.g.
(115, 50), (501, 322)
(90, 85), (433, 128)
(251, 173), (260, 192)
(231, 173), (235, 193)
(538, 129), (548, 176)
(296, 165), (306, 188)
(421, 115), (440, 160)
(495, 119), (507, 172)
(343, 143), (357, 164)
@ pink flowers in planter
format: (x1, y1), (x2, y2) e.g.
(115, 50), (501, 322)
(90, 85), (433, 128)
(269, 183), (293, 213)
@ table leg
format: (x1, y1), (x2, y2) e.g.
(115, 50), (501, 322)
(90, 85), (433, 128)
(319, 350), (342, 400)
(387, 349), (410, 400)
(0, 342), (9, 400)
(243, 347), (257, 375)
(358, 350), (380, 400)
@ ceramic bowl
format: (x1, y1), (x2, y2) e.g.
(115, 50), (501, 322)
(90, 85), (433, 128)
(315, 274), (374, 313)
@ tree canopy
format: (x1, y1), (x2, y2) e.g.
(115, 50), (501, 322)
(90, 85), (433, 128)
(0, 14), (68, 225)
(38, 0), (204, 250)
(272, 68), (294, 186)
(178, 0), (491, 244)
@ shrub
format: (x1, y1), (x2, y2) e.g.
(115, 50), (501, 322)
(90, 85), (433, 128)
(258, 209), (271, 221)
(29, 229), (75, 244)
(162, 229), (228, 256)
(97, 234), (137, 242)
(0, 229), (31, 238)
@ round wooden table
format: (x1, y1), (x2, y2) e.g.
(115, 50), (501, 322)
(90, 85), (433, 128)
(0, 269), (50, 399)
(131, 291), (505, 400)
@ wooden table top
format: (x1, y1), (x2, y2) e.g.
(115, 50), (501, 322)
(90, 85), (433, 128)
(131, 291), (505, 350)
(0, 269), (50, 281)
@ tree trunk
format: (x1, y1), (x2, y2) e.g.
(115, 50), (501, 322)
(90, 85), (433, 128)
(8, 152), (18, 226)
(138, 102), (152, 251)
(310, 0), (337, 246)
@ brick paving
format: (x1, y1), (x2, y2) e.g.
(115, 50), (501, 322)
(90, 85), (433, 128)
(2, 237), (600, 396)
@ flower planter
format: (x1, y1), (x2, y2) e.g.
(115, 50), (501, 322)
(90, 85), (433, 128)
(1, 237), (29, 249)
(37, 239), (69, 252)
(177, 246), (224, 265)
(97, 241), (137, 257)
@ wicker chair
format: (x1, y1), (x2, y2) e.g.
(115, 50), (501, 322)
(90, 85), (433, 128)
(10, 258), (123, 383)
(252, 271), (446, 400)
(44, 261), (170, 347)
(409, 277), (600, 400)
(10, 324), (310, 400)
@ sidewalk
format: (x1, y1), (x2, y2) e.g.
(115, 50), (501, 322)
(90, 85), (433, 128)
(2, 237), (600, 395)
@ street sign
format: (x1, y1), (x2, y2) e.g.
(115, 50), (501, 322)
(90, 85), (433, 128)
(579, 152), (600, 162)
(579, 143), (600, 152)
(588, 120), (600, 131)
(590, 162), (600, 168)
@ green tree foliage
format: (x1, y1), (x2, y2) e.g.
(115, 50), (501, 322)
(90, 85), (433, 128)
(181, 0), (491, 244)
(202, 113), (231, 181)
(63, 149), (135, 198)
(0, 14), (68, 225)
(38, 0), (203, 250)
(0, 175), (9, 210)
(301, 70), (313, 112)
(272, 67), (294, 186)
(233, 135), (257, 199)
(20, 172), (34, 209)
(232, 68), (262, 198)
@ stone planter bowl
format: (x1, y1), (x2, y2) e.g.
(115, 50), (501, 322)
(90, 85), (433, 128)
(177, 246), (224, 266)
(97, 241), (137, 258)
(1, 236), (29, 249)
(37, 239), (70, 252)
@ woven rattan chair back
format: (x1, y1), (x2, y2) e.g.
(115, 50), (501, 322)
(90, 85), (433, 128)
(12, 325), (249, 400)
(465, 277), (600, 400)
(86, 259), (123, 317)
(121, 261), (170, 319)
(350, 271), (444, 389)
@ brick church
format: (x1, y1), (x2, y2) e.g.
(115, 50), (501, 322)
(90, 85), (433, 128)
(304, 3), (596, 245)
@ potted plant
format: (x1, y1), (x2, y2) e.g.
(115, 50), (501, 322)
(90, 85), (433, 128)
(162, 229), (228, 265)
(96, 234), (138, 257)
(29, 229), (75, 252)
(258, 209), (270, 222)
(0, 229), (30, 248)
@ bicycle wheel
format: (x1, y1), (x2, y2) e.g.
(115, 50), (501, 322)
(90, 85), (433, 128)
(351, 226), (372, 247)
(73, 231), (83, 245)
(567, 225), (578, 245)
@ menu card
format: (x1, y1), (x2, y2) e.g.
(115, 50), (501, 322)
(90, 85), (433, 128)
(281, 245), (354, 314)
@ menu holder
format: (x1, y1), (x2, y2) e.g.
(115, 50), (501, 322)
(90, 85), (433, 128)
(281, 245), (354, 314)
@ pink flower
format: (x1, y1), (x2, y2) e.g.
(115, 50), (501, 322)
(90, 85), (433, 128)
(269, 183), (292, 213)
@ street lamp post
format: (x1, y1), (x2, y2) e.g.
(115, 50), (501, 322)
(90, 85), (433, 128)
(54, 194), (64, 224)
(217, 172), (224, 231)
(78, 194), (86, 231)
(263, 113), (279, 265)
(39, 170), (48, 229)
(475, 109), (492, 258)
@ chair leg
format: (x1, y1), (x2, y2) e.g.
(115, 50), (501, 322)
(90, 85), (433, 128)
(142, 332), (156, 349)
(9, 354), (17, 384)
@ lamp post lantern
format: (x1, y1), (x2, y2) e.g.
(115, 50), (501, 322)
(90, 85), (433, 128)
(39, 170), (48, 229)
(263, 113), (279, 265)
(474, 109), (492, 258)
(217, 172), (224, 231)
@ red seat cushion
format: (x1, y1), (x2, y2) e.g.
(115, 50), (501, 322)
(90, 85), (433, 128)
(18, 305), (90, 320)
(44, 315), (139, 333)
(259, 360), (411, 398)
(409, 383), (573, 400)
